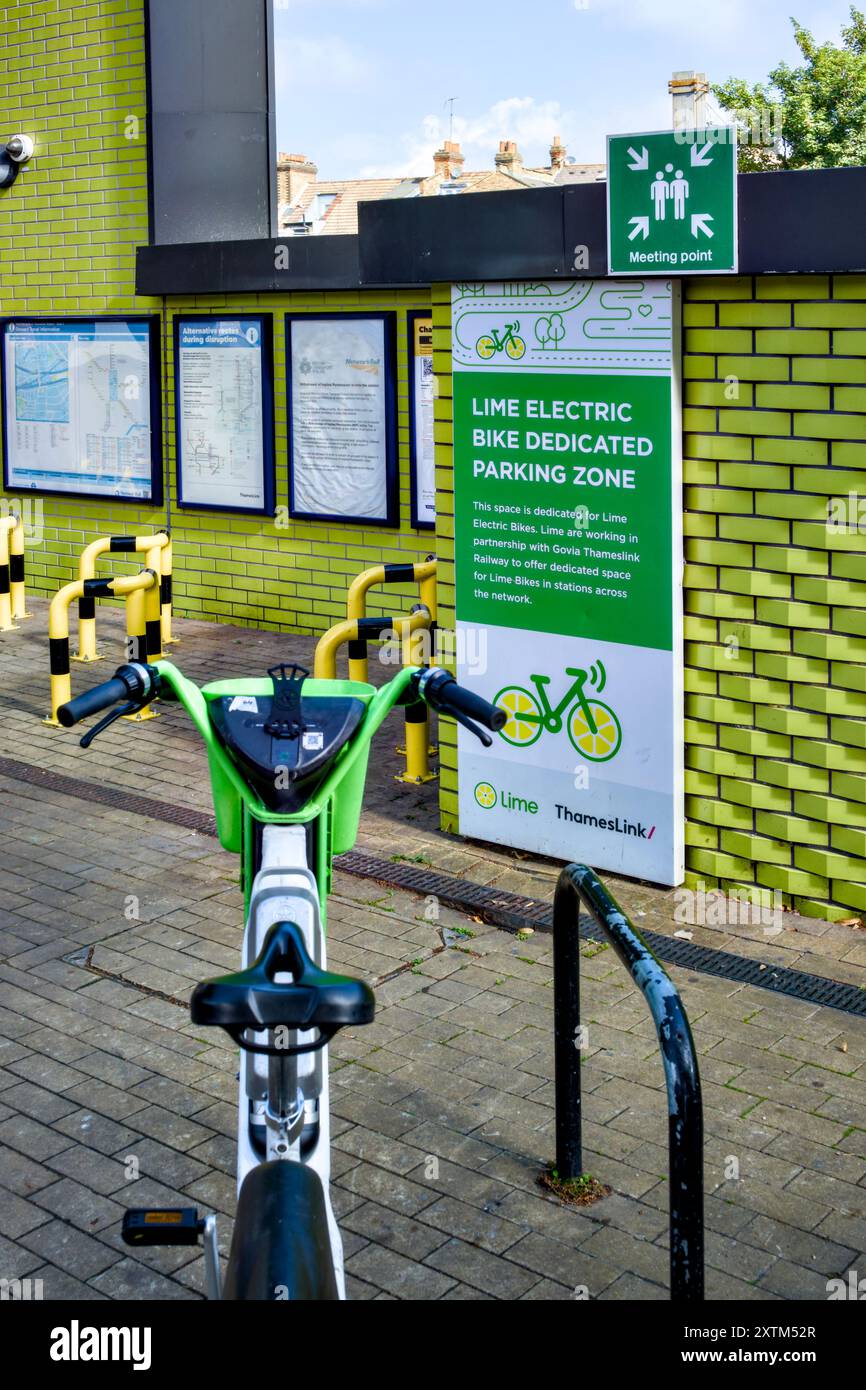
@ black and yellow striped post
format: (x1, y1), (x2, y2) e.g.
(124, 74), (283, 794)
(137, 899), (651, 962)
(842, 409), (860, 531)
(160, 535), (177, 645)
(0, 517), (20, 632)
(46, 571), (160, 727)
(313, 608), (432, 684)
(75, 532), (170, 662)
(395, 606), (436, 785)
(8, 516), (28, 623)
(346, 557), (437, 681)
(346, 557), (438, 776)
(46, 578), (87, 725)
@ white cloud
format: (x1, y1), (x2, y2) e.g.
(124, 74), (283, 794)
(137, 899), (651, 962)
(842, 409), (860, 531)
(360, 95), (581, 178)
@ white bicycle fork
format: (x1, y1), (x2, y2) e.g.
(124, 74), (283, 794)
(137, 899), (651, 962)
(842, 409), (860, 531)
(224, 823), (345, 1299)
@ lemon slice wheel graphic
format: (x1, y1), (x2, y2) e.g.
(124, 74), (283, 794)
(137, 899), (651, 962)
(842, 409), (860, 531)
(506, 336), (526, 359)
(494, 686), (542, 747)
(476, 335), (496, 359)
(474, 781), (496, 809)
(568, 700), (622, 762)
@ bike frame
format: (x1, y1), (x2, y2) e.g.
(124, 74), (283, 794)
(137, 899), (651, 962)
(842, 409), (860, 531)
(153, 659), (417, 1298)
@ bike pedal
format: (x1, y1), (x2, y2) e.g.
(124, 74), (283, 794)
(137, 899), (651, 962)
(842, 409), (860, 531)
(122, 1207), (202, 1247)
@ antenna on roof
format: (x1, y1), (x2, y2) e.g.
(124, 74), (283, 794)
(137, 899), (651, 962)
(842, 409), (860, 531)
(445, 96), (458, 144)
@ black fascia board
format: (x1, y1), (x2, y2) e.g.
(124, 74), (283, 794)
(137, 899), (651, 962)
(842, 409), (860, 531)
(136, 233), (366, 296)
(136, 166), (866, 296)
(359, 166), (866, 283)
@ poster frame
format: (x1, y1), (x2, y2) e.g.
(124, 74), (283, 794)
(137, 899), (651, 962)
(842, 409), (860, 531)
(0, 315), (163, 504)
(407, 309), (436, 531)
(173, 312), (276, 516)
(285, 311), (399, 527)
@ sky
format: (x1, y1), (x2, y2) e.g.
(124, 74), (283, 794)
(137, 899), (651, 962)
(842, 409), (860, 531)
(273, 0), (856, 180)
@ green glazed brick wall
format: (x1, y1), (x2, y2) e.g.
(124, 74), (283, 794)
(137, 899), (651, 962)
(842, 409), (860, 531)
(0, 0), (433, 638)
(682, 274), (866, 923)
(433, 277), (866, 921)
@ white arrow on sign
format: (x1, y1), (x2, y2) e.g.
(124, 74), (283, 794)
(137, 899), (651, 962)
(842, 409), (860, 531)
(626, 145), (649, 171)
(690, 142), (715, 168)
(691, 212), (714, 239)
(628, 216), (650, 241)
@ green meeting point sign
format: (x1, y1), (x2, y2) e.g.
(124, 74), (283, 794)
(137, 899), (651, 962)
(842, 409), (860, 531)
(607, 127), (738, 275)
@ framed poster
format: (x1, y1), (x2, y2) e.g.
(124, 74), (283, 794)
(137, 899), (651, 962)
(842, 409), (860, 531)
(174, 315), (275, 514)
(408, 311), (435, 530)
(1, 317), (162, 502)
(286, 312), (398, 526)
(451, 279), (684, 887)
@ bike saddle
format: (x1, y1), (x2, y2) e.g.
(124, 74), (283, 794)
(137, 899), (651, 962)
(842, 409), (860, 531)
(190, 922), (375, 1054)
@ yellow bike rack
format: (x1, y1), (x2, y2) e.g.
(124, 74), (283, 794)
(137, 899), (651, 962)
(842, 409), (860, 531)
(46, 569), (161, 727)
(314, 605), (436, 784)
(345, 556), (438, 781)
(75, 532), (175, 662)
(346, 556), (437, 680)
(0, 515), (29, 631)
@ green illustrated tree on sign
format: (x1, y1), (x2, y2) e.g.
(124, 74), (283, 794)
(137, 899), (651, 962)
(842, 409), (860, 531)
(535, 313), (566, 351)
(714, 6), (866, 170)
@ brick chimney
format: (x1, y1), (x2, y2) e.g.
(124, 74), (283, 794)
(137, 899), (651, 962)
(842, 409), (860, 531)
(433, 140), (465, 180)
(277, 152), (318, 205)
(668, 71), (710, 134)
(550, 135), (567, 170)
(494, 139), (523, 173)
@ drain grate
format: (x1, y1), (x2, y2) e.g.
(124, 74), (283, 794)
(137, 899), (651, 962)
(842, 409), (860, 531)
(0, 755), (218, 837)
(2, 755), (865, 1017)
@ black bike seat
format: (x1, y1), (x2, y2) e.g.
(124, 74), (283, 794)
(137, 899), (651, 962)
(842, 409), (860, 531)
(190, 921), (375, 1046)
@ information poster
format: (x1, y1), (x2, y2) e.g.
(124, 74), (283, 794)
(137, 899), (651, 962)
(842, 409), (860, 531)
(409, 313), (435, 528)
(175, 317), (273, 514)
(1, 319), (160, 501)
(287, 314), (397, 525)
(452, 280), (683, 885)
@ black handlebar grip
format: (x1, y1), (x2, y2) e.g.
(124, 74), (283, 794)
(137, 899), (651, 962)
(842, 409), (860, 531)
(424, 671), (507, 732)
(57, 678), (131, 727)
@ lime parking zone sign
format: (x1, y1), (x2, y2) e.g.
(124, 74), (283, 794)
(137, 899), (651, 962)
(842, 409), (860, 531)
(607, 128), (738, 275)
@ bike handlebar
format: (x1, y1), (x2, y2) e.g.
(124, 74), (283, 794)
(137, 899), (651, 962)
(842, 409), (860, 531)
(419, 669), (506, 733)
(57, 664), (156, 727)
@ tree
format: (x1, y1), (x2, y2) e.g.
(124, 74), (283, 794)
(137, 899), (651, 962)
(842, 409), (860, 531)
(713, 6), (866, 171)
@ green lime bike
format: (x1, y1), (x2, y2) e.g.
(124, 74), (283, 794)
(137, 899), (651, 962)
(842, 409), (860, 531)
(494, 663), (622, 762)
(476, 320), (526, 360)
(58, 658), (504, 1300)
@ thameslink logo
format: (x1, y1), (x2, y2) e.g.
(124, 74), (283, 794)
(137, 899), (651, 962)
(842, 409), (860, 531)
(555, 804), (655, 839)
(49, 1321), (152, 1371)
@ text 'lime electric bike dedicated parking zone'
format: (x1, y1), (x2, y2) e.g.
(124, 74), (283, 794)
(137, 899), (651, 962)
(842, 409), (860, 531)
(451, 278), (684, 885)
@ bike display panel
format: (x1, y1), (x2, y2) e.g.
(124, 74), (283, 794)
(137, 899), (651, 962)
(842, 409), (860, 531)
(452, 279), (684, 885)
(174, 315), (276, 515)
(1, 317), (162, 502)
(286, 313), (398, 526)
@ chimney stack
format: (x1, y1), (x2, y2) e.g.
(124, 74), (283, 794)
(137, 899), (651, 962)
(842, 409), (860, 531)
(495, 139), (523, 173)
(550, 135), (567, 169)
(276, 152), (318, 206)
(433, 140), (465, 180)
(668, 72), (710, 133)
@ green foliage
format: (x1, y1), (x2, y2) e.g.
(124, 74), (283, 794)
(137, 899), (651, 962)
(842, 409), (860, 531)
(713, 6), (866, 171)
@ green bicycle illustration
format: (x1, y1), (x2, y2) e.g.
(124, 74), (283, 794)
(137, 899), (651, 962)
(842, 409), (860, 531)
(494, 661), (622, 762)
(476, 321), (527, 361)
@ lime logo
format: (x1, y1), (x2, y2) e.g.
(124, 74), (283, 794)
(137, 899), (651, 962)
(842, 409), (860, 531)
(474, 781), (496, 809)
(473, 781), (539, 815)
